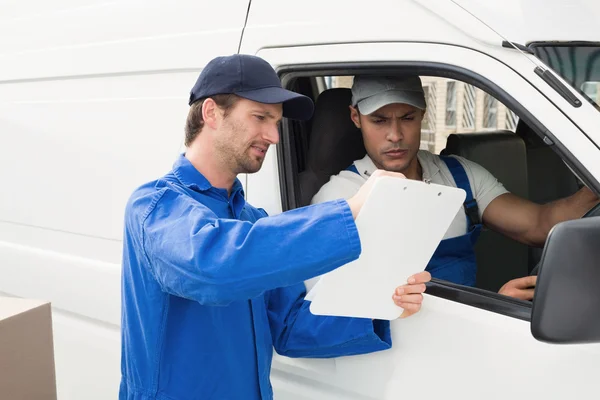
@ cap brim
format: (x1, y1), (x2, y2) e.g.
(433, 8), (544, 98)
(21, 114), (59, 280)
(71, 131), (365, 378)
(357, 90), (426, 115)
(235, 87), (314, 120)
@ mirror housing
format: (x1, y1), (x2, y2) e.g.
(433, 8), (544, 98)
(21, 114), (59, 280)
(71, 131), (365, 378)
(531, 217), (600, 344)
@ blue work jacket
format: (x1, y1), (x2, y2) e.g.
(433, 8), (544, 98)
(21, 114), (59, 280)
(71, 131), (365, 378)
(119, 155), (391, 400)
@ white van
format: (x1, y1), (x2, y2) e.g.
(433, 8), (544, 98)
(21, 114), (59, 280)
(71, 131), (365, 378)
(1, 0), (600, 399)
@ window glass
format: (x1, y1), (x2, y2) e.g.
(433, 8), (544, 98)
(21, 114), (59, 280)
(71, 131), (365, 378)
(532, 44), (600, 109)
(483, 94), (498, 129)
(419, 77), (515, 153)
(582, 81), (599, 104)
(446, 81), (457, 128)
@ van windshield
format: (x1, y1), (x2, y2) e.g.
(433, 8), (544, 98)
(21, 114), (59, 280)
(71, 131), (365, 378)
(531, 43), (600, 111)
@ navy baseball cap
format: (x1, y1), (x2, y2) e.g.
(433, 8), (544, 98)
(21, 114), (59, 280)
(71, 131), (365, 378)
(189, 54), (314, 120)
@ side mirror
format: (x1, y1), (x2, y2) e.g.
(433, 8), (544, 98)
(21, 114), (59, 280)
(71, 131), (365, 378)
(531, 217), (600, 344)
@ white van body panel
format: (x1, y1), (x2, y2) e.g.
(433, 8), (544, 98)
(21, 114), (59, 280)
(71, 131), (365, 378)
(272, 296), (600, 400)
(1, 0), (600, 399)
(0, 0), (249, 79)
(0, 1), (248, 399)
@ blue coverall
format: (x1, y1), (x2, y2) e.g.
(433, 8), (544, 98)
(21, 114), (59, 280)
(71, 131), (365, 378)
(119, 155), (392, 400)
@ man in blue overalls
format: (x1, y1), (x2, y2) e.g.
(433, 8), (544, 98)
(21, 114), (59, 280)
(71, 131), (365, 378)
(120, 56), (431, 400)
(312, 75), (599, 300)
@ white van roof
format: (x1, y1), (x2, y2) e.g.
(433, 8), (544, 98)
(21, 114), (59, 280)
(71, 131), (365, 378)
(245, 0), (600, 54)
(453, 0), (600, 44)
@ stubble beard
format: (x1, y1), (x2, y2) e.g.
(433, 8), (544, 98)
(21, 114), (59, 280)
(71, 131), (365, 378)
(216, 118), (265, 175)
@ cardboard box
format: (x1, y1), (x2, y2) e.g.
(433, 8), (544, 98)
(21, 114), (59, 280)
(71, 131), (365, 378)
(0, 297), (57, 400)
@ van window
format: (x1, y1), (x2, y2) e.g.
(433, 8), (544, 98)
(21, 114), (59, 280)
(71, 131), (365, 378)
(531, 43), (600, 109)
(284, 69), (583, 320)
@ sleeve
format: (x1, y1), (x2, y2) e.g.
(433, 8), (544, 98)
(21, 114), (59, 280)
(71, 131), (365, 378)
(141, 189), (362, 306)
(267, 283), (391, 358)
(457, 157), (509, 218)
(308, 173), (365, 292)
(310, 173), (364, 205)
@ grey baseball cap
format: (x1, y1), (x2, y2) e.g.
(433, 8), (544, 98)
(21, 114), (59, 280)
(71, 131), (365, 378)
(351, 75), (426, 115)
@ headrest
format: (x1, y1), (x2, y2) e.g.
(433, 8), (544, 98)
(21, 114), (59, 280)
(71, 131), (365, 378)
(444, 131), (525, 159)
(307, 88), (365, 176)
(443, 131), (528, 198)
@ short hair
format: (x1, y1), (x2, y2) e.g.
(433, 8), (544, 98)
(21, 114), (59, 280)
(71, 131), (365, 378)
(185, 94), (239, 146)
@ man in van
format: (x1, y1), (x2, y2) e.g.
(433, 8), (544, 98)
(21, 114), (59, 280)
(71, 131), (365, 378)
(119, 55), (431, 400)
(312, 75), (599, 301)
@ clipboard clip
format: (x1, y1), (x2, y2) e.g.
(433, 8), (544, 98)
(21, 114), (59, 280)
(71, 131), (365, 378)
(365, 170), (432, 185)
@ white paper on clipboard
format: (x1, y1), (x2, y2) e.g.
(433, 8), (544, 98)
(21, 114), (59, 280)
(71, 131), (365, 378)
(308, 176), (466, 321)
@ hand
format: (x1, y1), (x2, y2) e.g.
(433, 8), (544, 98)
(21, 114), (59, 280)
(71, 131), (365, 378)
(347, 169), (406, 220)
(498, 276), (537, 301)
(392, 271), (431, 318)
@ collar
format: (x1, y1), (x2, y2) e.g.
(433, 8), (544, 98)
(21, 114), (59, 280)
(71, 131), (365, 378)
(353, 154), (378, 178)
(353, 150), (440, 182)
(172, 154), (245, 197)
(417, 150), (440, 182)
(172, 154), (212, 191)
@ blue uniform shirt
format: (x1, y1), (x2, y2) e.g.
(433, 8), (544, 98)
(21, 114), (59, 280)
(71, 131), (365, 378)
(120, 155), (392, 400)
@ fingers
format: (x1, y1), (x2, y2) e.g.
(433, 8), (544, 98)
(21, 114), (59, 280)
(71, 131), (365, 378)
(392, 294), (423, 307)
(390, 271), (430, 319)
(395, 283), (426, 295)
(510, 276), (537, 300)
(371, 169), (406, 179)
(393, 272), (430, 296)
(518, 275), (537, 288)
(407, 271), (431, 284)
(393, 272), (428, 319)
(504, 275), (537, 290)
(502, 287), (535, 301)
(498, 276), (538, 300)
(516, 288), (535, 301)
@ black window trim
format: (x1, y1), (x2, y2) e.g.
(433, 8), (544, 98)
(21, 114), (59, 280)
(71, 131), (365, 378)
(427, 279), (532, 322)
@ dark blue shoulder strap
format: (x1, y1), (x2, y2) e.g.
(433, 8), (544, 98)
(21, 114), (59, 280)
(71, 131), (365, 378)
(346, 164), (360, 175)
(439, 156), (481, 227)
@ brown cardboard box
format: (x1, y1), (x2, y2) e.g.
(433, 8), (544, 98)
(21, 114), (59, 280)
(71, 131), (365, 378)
(0, 297), (57, 400)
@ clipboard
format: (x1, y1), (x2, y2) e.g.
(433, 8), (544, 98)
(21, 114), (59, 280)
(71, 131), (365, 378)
(308, 176), (466, 320)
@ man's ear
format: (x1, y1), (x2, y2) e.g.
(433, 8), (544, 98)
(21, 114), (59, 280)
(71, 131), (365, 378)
(349, 106), (361, 128)
(202, 98), (219, 130)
